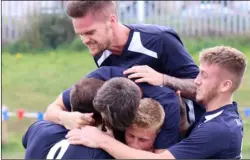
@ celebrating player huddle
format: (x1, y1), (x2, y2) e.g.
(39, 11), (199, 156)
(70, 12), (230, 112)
(22, 1), (246, 159)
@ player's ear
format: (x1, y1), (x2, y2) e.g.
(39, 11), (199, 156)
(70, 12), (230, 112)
(220, 79), (233, 93)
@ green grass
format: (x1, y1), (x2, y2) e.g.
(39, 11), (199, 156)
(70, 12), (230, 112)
(2, 37), (250, 159)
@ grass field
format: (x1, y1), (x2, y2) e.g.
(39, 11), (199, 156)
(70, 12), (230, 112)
(2, 36), (250, 158)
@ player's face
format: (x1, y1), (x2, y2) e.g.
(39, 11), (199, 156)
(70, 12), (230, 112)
(194, 63), (221, 105)
(125, 126), (157, 151)
(72, 14), (113, 56)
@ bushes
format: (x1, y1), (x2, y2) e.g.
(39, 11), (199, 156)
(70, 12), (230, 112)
(182, 36), (250, 55)
(4, 13), (87, 54)
(38, 13), (76, 50)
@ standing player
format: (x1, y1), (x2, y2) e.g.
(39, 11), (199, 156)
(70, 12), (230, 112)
(66, 1), (198, 99)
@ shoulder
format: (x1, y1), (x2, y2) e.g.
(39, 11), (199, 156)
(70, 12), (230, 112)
(65, 145), (113, 159)
(127, 24), (183, 44)
(33, 120), (67, 135)
(27, 120), (56, 132)
(196, 119), (231, 141)
(126, 24), (177, 35)
(22, 120), (67, 148)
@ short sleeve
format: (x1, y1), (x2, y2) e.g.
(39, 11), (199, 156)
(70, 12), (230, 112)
(62, 88), (72, 111)
(168, 122), (230, 159)
(159, 31), (199, 79)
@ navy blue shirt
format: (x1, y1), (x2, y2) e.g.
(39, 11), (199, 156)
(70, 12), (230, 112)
(62, 66), (181, 149)
(93, 24), (204, 124)
(22, 120), (113, 159)
(94, 24), (199, 79)
(168, 102), (243, 159)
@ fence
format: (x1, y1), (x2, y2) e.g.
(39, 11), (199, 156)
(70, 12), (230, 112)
(1, 104), (250, 145)
(2, 1), (250, 44)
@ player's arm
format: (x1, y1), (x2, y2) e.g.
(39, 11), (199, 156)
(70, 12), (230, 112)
(44, 89), (94, 129)
(124, 32), (198, 99)
(99, 134), (175, 159)
(160, 31), (199, 99)
(44, 93), (68, 124)
(66, 126), (175, 159)
(67, 120), (230, 159)
(124, 65), (196, 100)
(162, 75), (196, 100)
(177, 91), (191, 137)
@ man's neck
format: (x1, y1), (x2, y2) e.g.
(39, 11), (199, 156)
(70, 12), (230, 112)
(108, 24), (130, 55)
(206, 94), (233, 112)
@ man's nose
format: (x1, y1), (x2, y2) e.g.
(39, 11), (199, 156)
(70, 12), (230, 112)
(80, 35), (90, 44)
(194, 75), (201, 86)
(130, 140), (140, 149)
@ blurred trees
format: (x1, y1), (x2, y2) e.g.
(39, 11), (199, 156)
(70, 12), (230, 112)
(5, 13), (87, 54)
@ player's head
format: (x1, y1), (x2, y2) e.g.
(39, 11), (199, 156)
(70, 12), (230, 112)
(125, 98), (165, 151)
(66, 1), (118, 56)
(195, 46), (247, 105)
(70, 78), (105, 126)
(93, 77), (142, 132)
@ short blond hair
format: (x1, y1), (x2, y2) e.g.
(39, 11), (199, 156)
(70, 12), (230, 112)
(132, 98), (165, 132)
(199, 46), (247, 92)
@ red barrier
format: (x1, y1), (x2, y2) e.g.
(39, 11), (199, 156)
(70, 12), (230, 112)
(17, 109), (24, 120)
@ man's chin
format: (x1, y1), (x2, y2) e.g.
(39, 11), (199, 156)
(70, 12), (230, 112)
(89, 49), (104, 57)
(89, 51), (99, 56)
(195, 97), (205, 105)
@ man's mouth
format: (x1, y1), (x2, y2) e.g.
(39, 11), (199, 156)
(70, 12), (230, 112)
(88, 43), (97, 48)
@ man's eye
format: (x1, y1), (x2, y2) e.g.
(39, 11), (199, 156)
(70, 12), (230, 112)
(139, 138), (147, 142)
(129, 134), (134, 138)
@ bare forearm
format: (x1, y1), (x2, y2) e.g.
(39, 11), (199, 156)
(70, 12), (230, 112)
(44, 104), (67, 124)
(163, 74), (196, 99)
(99, 134), (172, 159)
(180, 121), (191, 138)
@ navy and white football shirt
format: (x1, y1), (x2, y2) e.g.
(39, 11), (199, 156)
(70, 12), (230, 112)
(62, 66), (181, 149)
(94, 24), (199, 79)
(22, 120), (113, 159)
(93, 24), (205, 124)
(168, 102), (243, 159)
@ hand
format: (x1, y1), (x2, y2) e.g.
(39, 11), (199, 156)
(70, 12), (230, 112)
(59, 112), (95, 130)
(176, 90), (187, 118)
(66, 126), (107, 148)
(123, 65), (164, 86)
(176, 90), (190, 137)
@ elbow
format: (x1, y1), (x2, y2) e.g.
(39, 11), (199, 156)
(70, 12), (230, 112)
(43, 112), (49, 120)
(43, 103), (53, 120)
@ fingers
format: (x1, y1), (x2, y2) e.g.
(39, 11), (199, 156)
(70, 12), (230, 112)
(176, 90), (181, 96)
(68, 137), (90, 146)
(81, 113), (95, 123)
(65, 129), (81, 138)
(67, 136), (80, 142)
(176, 90), (182, 102)
(67, 135), (84, 145)
(123, 65), (150, 75)
(134, 78), (150, 83)
(76, 119), (91, 127)
(127, 72), (148, 79)
(75, 113), (95, 127)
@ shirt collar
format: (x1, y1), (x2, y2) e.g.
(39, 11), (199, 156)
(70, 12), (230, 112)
(203, 101), (238, 122)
